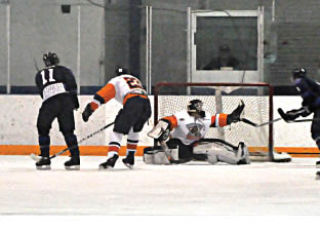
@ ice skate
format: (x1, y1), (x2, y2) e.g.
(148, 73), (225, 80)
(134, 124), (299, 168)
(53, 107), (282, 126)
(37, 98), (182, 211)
(99, 154), (119, 170)
(35, 157), (51, 170)
(316, 170), (320, 180)
(316, 160), (320, 168)
(64, 157), (80, 170)
(122, 151), (135, 169)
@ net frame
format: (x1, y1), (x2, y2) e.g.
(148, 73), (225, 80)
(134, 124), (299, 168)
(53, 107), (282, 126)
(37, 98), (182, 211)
(153, 82), (275, 161)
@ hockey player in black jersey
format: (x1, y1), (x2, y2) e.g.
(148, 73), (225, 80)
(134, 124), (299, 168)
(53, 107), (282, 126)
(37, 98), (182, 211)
(278, 68), (320, 178)
(35, 52), (80, 170)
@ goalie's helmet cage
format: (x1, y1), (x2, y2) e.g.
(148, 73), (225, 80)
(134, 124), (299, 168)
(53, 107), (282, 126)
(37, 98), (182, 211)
(187, 99), (203, 113)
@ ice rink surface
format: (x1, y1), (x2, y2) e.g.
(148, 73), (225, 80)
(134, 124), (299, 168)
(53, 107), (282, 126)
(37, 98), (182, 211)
(1, 155), (320, 216)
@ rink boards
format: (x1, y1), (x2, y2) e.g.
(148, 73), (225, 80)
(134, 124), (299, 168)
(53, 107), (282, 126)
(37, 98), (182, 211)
(0, 95), (317, 157)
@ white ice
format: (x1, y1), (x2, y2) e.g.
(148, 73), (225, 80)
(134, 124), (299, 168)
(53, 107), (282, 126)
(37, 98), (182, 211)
(1, 155), (320, 216)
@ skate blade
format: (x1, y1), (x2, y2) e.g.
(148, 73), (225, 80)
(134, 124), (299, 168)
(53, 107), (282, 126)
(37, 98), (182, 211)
(36, 165), (51, 170)
(65, 165), (80, 171)
(316, 171), (320, 180)
(99, 165), (114, 170)
(123, 162), (134, 169)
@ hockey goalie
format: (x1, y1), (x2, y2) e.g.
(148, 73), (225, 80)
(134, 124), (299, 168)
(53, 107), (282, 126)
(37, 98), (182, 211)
(144, 99), (251, 165)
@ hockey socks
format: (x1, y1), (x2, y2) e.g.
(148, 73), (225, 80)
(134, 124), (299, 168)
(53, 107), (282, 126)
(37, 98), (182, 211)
(38, 135), (50, 157)
(64, 134), (80, 170)
(64, 134), (80, 158)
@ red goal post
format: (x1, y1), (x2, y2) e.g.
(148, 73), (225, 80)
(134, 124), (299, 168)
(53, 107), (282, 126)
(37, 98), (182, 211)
(153, 82), (290, 162)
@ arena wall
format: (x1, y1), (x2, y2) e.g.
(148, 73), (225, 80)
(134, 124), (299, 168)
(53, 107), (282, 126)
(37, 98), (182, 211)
(0, 95), (317, 157)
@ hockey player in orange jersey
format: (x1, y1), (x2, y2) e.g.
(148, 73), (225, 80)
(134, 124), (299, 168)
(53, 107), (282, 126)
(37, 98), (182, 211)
(82, 67), (151, 169)
(145, 99), (250, 165)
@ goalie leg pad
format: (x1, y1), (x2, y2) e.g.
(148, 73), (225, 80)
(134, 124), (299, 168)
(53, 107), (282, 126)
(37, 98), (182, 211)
(194, 141), (250, 165)
(143, 147), (178, 164)
(193, 143), (222, 164)
(208, 148), (239, 165)
(194, 146), (237, 164)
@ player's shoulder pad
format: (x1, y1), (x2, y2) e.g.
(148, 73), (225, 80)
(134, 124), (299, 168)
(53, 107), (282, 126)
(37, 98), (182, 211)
(54, 65), (70, 73)
(109, 75), (122, 83)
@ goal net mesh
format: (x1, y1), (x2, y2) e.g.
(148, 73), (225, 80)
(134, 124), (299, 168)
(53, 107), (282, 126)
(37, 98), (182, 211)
(154, 82), (274, 161)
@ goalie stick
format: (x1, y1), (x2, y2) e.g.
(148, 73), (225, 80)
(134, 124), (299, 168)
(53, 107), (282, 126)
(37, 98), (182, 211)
(30, 122), (114, 161)
(159, 141), (180, 164)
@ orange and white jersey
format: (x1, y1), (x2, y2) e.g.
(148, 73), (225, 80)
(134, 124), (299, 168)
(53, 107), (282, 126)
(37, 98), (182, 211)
(162, 110), (229, 145)
(90, 74), (147, 110)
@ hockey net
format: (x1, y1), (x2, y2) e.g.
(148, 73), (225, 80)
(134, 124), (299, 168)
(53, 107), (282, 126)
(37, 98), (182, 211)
(154, 82), (291, 162)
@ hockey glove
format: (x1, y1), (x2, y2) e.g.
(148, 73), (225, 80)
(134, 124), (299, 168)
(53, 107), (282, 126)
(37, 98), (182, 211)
(278, 107), (310, 122)
(82, 103), (94, 122)
(147, 120), (170, 143)
(227, 100), (245, 124)
(71, 93), (80, 110)
(301, 106), (312, 117)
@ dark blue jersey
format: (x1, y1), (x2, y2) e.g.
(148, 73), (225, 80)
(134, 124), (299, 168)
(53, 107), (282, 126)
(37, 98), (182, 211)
(35, 65), (79, 109)
(294, 76), (320, 110)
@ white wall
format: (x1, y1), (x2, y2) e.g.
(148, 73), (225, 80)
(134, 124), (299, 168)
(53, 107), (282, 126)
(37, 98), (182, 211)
(0, 95), (154, 146)
(0, 95), (316, 148)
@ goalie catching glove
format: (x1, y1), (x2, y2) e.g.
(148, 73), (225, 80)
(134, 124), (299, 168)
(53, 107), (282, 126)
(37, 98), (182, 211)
(278, 107), (311, 122)
(227, 100), (245, 124)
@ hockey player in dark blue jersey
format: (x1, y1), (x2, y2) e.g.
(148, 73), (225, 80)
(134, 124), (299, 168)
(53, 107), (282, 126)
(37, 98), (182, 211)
(278, 68), (320, 178)
(35, 52), (80, 170)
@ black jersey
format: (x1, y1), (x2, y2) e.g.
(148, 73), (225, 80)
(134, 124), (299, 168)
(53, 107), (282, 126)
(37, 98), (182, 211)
(35, 65), (79, 109)
(294, 76), (320, 110)
(35, 65), (77, 100)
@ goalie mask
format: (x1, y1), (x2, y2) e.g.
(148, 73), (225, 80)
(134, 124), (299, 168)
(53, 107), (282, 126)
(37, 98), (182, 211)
(187, 99), (205, 118)
(43, 52), (59, 67)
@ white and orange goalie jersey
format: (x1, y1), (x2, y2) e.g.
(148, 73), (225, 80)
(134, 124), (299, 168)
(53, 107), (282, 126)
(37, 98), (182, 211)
(161, 110), (229, 145)
(90, 75), (147, 111)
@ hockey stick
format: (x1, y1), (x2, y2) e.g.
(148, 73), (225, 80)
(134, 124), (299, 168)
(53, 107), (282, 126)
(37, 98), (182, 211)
(33, 58), (40, 71)
(240, 117), (282, 127)
(30, 122), (114, 161)
(241, 116), (315, 128)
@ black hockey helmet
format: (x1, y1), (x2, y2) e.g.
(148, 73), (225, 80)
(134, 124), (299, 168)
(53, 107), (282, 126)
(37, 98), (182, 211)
(187, 99), (205, 118)
(43, 52), (59, 67)
(292, 68), (307, 79)
(115, 66), (129, 76)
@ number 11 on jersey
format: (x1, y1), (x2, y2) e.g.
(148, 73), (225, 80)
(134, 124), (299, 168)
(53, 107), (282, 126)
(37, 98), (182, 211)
(41, 68), (56, 85)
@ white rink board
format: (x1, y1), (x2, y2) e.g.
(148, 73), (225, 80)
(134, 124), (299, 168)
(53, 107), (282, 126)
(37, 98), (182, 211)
(0, 95), (154, 146)
(0, 95), (316, 148)
(1, 155), (320, 215)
